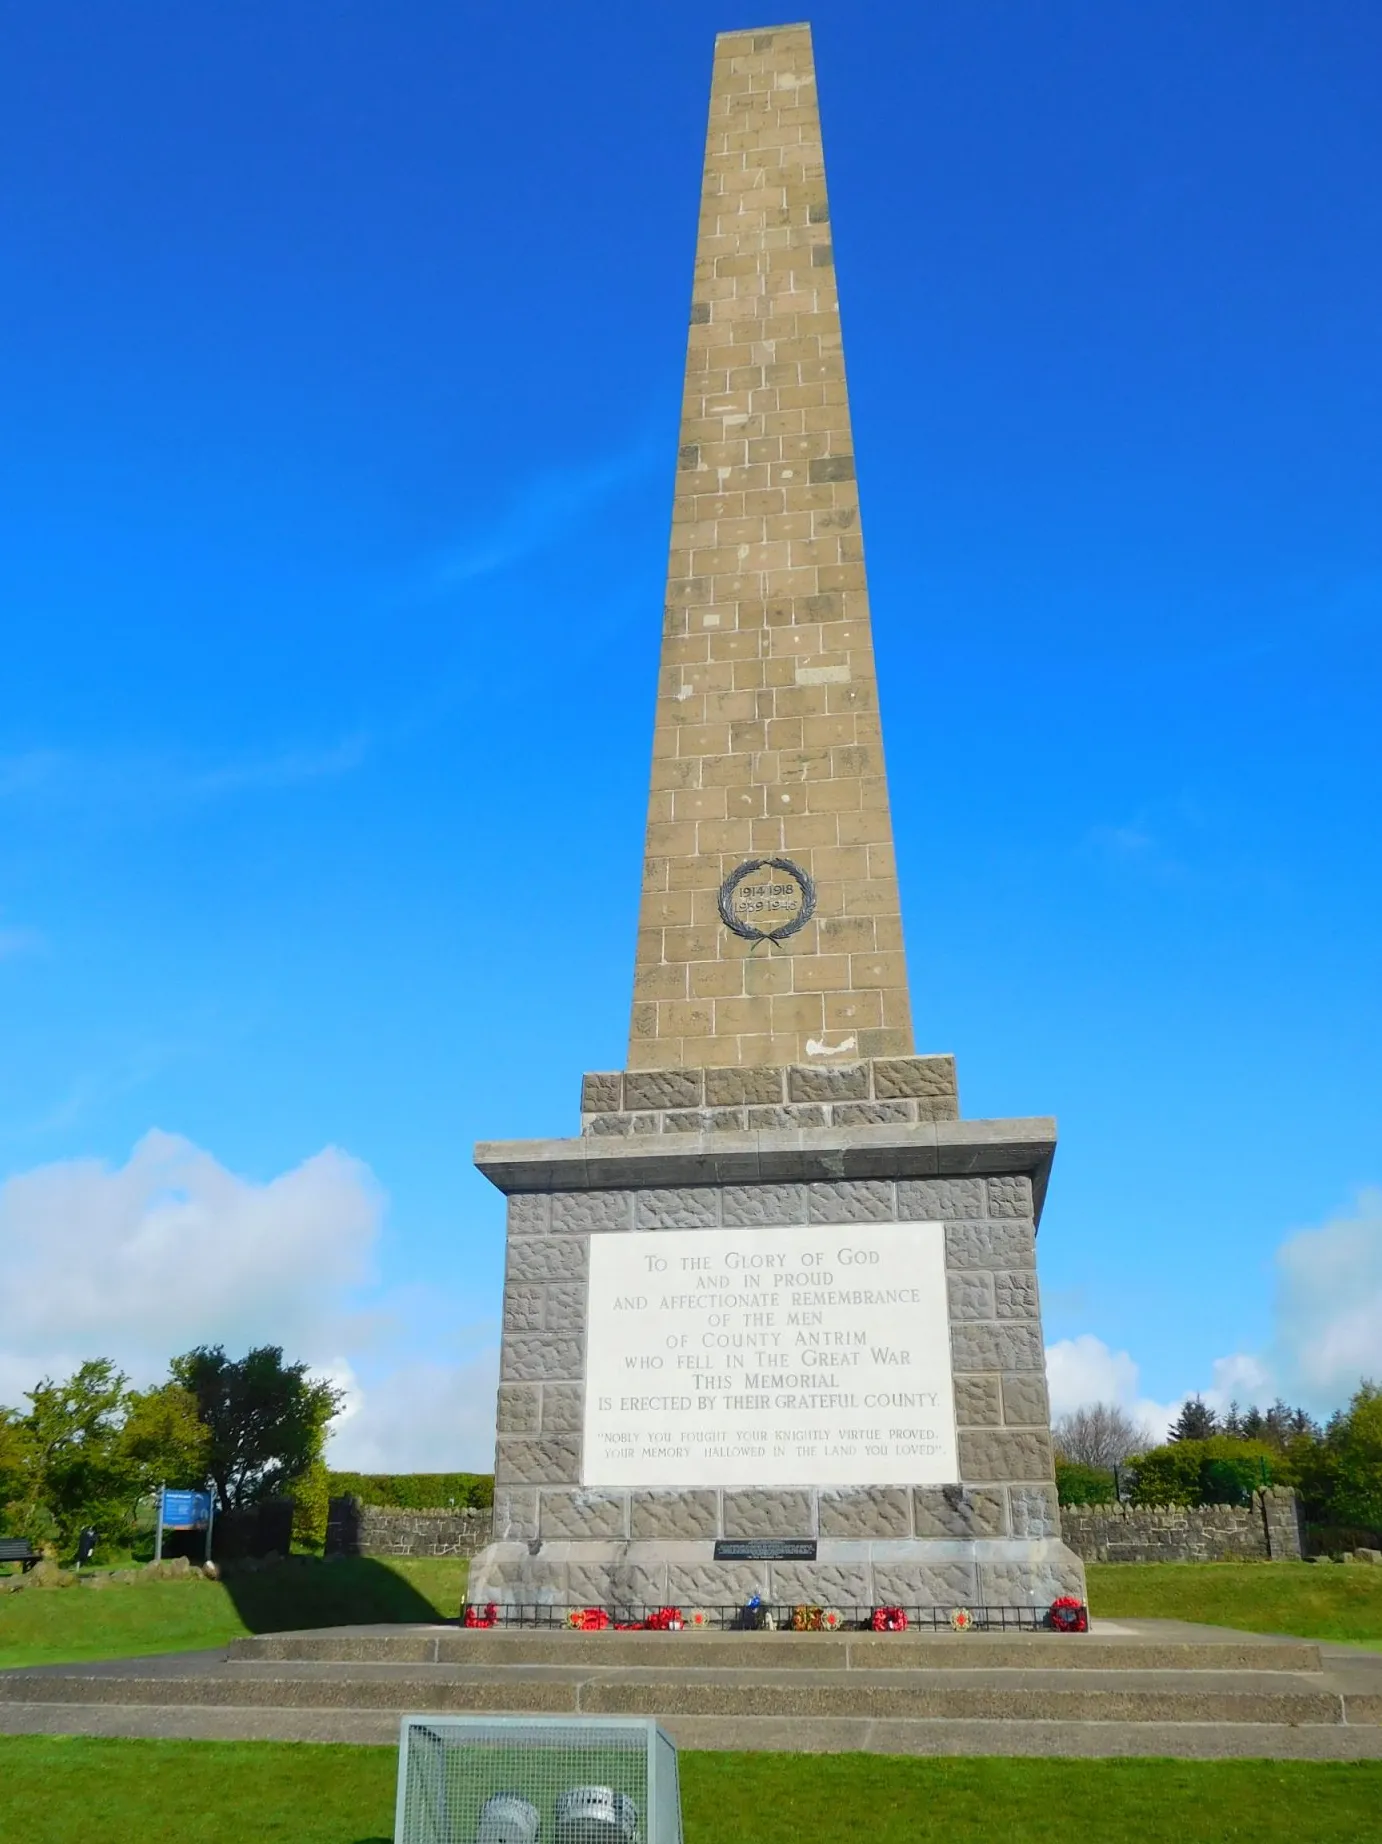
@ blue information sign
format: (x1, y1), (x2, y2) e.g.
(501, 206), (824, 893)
(161, 1489), (212, 1530)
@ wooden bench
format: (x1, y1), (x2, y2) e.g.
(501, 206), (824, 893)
(0, 1538), (41, 1572)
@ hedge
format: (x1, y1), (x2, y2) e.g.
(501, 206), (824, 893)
(325, 1473), (493, 1510)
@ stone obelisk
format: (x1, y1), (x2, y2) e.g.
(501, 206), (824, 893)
(469, 23), (1084, 1620)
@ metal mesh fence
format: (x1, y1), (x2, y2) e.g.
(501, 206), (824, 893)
(395, 1716), (681, 1844)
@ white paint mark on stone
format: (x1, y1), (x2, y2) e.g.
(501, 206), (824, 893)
(806, 1034), (858, 1058)
(674, 684), (694, 701)
(702, 613), (721, 627)
(796, 663), (851, 685)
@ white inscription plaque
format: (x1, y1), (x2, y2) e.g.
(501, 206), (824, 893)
(582, 1221), (958, 1489)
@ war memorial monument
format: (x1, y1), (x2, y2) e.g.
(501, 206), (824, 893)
(468, 22), (1085, 1620)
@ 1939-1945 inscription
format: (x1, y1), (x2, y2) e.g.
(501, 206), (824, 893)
(714, 1539), (818, 1562)
(718, 856), (816, 942)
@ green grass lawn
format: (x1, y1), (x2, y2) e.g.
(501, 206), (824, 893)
(0, 1739), (1378, 1844)
(0, 1557), (469, 1669)
(1088, 1561), (1382, 1647)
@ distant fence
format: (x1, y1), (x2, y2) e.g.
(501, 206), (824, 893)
(326, 1496), (493, 1559)
(1060, 1487), (1302, 1563)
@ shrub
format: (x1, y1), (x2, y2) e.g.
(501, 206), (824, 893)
(290, 1459), (330, 1551)
(1130, 1436), (1277, 1506)
(1055, 1461), (1117, 1506)
(325, 1472), (493, 1510)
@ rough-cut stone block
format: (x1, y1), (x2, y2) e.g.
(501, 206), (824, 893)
(722, 1488), (815, 1538)
(542, 1282), (586, 1337)
(581, 1072), (623, 1114)
(664, 1562), (766, 1605)
(1001, 1373), (1050, 1428)
(915, 1097), (961, 1121)
(954, 1374), (1002, 1427)
(986, 1176), (1033, 1217)
(913, 1486), (1008, 1539)
(501, 1335), (584, 1382)
(818, 1486), (911, 1538)
(805, 1179), (894, 1222)
(1010, 1484), (1059, 1539)
(952, 1321), (1044, 1372)
(507, 1236), (588, 1284)
(502, 1286), (545, 1333)
(945, 1222), (1036, 1271)
(894, 1178), (981, 1222)
(873, 1559), (978, 1606)
(958, 1428), (1054, 1482)
(664, 1108), (746, 1133)
(551, 1192), (633, 1234)
(629, 1490), (720, 1540)
(705, 1067), (785, 1106)
(585, 1113), (633, 1136)
(720, 1182), (807, 1227)
(540, 1382), (583, 1431)
(979, 1554), (1084, 1604)
(507, 1193), (550, 1236)
(495, 1435), (581, 1485)
(625, 1069), (703, 1111)
(496, 1384), (540, 1435)
(770, 1561), (870, 1606)
(539, 1490), (628, 1541)
(872, 1055), (957, 1101)
(831, 1101), (914, 1126)
(491, 1488), (538, 1542)
(947, 1271), (995, 1321)
(746, 1104), (826, 1130)
(635, 1187), (719, 1229)
(787, 1064), (869, 1102)
(996, 1272), (1040, 1319)
(569, 1561), (666, 1609)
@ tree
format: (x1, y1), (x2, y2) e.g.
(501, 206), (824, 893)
(1052, 1403), (1150, 1468)
(0, 1409), (37, 1533)
(19, 1360), (138, 1546)
(1324, 1381), (1382, 1532)
(118, 1382), (211, 1496)
(171, 1345), (343, 1513)
(1169, 1395), (1218, 1442)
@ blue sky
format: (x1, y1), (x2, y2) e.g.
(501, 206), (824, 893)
(2, 1), (1379, 1462)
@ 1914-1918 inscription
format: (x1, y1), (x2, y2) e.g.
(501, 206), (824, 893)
(714, 1539), (818, 1562)
(582, 1221), (958, 1490)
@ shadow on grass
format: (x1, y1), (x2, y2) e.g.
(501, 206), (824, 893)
(218, 1558), (447, 1634)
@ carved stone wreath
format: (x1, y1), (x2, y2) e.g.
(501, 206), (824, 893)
(717, 856), (817, 942)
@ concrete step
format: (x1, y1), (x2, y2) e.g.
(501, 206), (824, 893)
(1, 1660), (1371, 1726)
(227, 1623), (1326, 1675)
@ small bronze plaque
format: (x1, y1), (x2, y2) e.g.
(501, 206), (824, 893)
(718, 857), (816, 942)
(713, 1539), (818, 1562)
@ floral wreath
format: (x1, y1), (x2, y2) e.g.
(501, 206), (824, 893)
(791, 1604), (824, 1632)
(821, 1608), (843, 1631)
(871, 1605), (908, 1632)
(1049, 1596), (1089, 1634)
(463, 1601), (499, 1629)
(566, 1607), (611, 1631)
(949, 1607), (975, 1632)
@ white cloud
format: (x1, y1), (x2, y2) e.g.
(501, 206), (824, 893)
(1272, 1188), (1382, 1404)
(1047, 1189), (1382, 1438)
(0, 1131), (498, 1470)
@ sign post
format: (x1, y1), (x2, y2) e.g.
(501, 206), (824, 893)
(155, 1486), (214, 1564)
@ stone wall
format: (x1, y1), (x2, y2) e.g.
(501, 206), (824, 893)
(1060, 1489), (1302, 1564)
(326, 1497), (493, 1559)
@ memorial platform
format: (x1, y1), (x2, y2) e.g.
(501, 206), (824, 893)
(2, 1622), (1380, 1759)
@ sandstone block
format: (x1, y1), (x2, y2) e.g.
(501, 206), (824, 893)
(1001, 1373), (1050, 1428)
(896, 1178), (985, 1221)
(913, 1485), (1007, 1540)
(502, 1286), (545, 1333)
(770, 1561), (870, 1606)
(947, 1271), (995, 1321)
(873, 1559), (979, 1606)
(746, 1104), (826, 1130)
(542, 1282), (586, 1337)
(635, 1187), (719, 1229)
(945, 1222), (1036, 1271)
(552, 1192), (633, 1234)
(986, 1176), (1034, 1217)
(495, 1435), (581, 1486)
(540, 1382), (584, 1431)
(664, 1562), (766, 1605)
(630, 1490), (720, 1541)
(491, 1488), (539, 1542)
(952, 1321), (1044, 1373)
(625, 1070), (704, 1111)
(720, 1182), (807, 1226)
(539, 1490), (629, 1541)
(496, 1385), (540, 1435)
(996, 1272), (1040, 1319)
(818, 1485), (911, 1538)
(722, 1488), (815, 1538)
(787, 1063), (869, 1101)
(507, 1237), (588, 1284)
(501, 1335), (584, 1383)
(831, 1100), (913, 1126)
(958, 1428), (1054, 1482)
(508, 1194), (550, 1236)
(979, 1554), (1084, 1605)
(1009, 1485), (1059, 1539)
(705, 1066), (785, 1106)
(805, 1178), (894, 1222)
(872, 1055), (957, 1101)
(581, 1072), (623, 1113)
(954, 1374), (1002, 1428)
